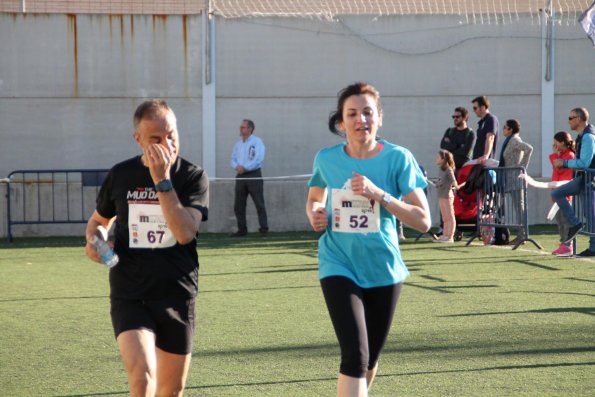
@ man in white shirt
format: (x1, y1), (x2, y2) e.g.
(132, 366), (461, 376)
(230, 119), (269, 236)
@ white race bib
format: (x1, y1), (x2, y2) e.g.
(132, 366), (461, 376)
(128, 203), (176, 248)
(331, 188), (380, 233)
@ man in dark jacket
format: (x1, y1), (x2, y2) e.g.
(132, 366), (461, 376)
(440, 106), (476, 173)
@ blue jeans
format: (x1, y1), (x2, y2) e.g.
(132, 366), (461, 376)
(551, 176), (595, 251)
(551, 177), (582, 226)
(591, 191), (595, 251)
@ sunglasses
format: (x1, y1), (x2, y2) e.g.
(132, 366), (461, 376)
(472, 106), (479, 111)
(568, 116), (578, 120)
(451, 115), (462, 119)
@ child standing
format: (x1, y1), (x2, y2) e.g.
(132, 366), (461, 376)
(550, 131), (576, 256)
(434, 150), (457, 243)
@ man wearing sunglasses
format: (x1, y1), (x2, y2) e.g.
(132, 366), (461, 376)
(551, 107), (595, 257)
(440, 106), (476, 173)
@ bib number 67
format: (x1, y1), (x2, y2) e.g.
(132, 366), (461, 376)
(147, 230), (165, 244)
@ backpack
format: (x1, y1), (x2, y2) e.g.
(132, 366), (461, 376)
(494, 225), (510, 245)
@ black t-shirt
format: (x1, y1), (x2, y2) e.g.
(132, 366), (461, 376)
(440, 127), (476, 170)
(96, 155), (209, 300)
(473, 113), (499, 160)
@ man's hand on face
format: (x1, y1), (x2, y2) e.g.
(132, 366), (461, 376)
(146, 143), (173, 183)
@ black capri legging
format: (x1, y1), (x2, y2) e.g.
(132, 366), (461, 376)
(320, 276), (402, 378)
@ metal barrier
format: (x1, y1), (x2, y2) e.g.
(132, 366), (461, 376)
(5, 169), (108, 242)
(466, 166), (542, 250)
(573, 168), (595, 251)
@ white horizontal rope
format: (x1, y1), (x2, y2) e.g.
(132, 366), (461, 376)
(210, 174), (312, 181)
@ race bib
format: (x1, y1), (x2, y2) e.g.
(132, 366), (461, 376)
(128, 203), (176, 248)
(331, 188), (380, 233)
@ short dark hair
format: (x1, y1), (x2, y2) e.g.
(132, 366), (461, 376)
(133, 99), (174, 130)
(472, 96), (490, 109)
(243, 119), (255, 131)
(454, 106), (469, 121)
(505, 119), (520, 134)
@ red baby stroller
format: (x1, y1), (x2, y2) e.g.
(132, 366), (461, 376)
(452, 163), (480, 241)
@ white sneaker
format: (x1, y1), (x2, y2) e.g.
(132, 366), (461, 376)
(433, 237), (454, 243)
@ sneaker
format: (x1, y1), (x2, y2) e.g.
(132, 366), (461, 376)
(551, 243), (569, 255)
(562, 223), (583, 245)
(552, 244), (572, 257)
(433, 237), (454, 243)
(577, 249), (595, 257)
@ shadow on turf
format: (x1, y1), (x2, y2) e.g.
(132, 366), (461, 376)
(405, 255), (540, 265)
(0, 237), (86, 249)
(53, 335), (595, 397)
(566, 277), (595, 284)
(200, 264), (318, 277)
(406, 256), (566, 272)
(186, 361), (595, 392)
(406, 282), (499, 294)
(440, 306), (595, 317)
(510, 289), (595, 298)
(58, 360), (594, 395)
(0, 295), (107, 303)
(202, 284), (319, 294)
(200, 248), (318, 259)
(511, 259), (559, 271)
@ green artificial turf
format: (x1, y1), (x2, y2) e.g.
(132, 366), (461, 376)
(0, 226), (593, 396)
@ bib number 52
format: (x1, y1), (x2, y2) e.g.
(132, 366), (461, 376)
(349, 215), (369, 229)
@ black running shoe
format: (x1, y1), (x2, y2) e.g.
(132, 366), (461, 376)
(577, 249), (595, 257)
(562, 223), (583, 245)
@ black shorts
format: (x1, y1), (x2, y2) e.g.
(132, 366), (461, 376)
(110, 297), (196, 355)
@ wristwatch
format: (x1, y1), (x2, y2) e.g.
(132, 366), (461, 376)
(155, 179), (174, 193)
(381, 191), (392, 206)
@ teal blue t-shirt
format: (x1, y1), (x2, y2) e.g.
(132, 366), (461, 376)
(308, 140), (427, 288)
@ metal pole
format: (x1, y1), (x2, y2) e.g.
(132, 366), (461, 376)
(4, 179), (12, 242)
(545, 0), (553, 82)
(540, 2), (556, 178)
(205, 0), (212, 85)
(202, 2), (217, 178)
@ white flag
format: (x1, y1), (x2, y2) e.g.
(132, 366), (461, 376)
(579, 0), (595, 47)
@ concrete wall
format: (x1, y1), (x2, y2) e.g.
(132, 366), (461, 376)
(1, 12), (594, 238)
(0, 14), (204, 176)
(213, 15), (595, 181)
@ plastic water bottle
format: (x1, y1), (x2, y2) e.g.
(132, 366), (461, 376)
(90, 235), (119, 268)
